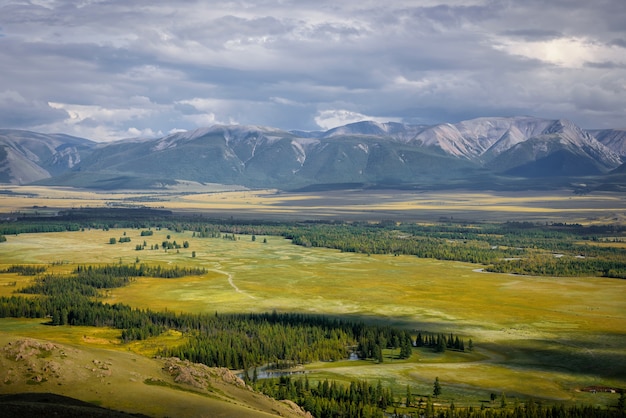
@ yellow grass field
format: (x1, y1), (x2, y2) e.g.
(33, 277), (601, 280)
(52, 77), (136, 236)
(2, 185), (626, 223)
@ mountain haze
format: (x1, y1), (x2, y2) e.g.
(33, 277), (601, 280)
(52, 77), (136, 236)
(1, 117), (623, 191)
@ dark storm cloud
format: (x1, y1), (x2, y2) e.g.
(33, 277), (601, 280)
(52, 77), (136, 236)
(0, 0), (624, 140)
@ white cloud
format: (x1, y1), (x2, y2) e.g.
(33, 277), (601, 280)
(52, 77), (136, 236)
(44, 101), (163, 141)
(176, 98), (225, 113)
(126, 127), (163, 138)
(47, 101), (154, 123)
(315, 109), (401, 130)
(181, 113), (222, 127)
(493, 36), (623, 68)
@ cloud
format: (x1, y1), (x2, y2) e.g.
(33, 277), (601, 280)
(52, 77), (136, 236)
(45, 100), (166, 141)
(315, 110), (401, 130)
(492, 36), (622, 68)
(0, 0), (625, 138)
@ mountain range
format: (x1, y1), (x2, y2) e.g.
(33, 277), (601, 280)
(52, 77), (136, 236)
(1, 117), (625, 192)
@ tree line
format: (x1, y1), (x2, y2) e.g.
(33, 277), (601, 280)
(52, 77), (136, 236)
(74, 263), (206, 279)
(1, 264), (46, 275)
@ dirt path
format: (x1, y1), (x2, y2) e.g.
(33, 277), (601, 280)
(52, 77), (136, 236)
(211, 268), (256, 299)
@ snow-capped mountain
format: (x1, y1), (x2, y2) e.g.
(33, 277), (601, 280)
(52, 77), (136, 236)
(1, 117), (623, 189)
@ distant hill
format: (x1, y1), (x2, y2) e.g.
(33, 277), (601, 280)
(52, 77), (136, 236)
(1, 117), (623, 191)
(0, 129), (96, 184)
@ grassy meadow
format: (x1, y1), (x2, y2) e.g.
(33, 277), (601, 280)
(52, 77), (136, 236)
(1, 225), (625, 410)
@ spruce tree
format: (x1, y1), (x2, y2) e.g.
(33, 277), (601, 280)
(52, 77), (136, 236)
(433, 377), (442, 398)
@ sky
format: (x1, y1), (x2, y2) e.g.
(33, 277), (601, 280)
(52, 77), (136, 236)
(0, 0), (625, 142)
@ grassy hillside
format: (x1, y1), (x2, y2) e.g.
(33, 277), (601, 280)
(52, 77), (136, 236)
(0, 329), (306, 418)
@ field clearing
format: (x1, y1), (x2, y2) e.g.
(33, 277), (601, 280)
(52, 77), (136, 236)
(1, 227), (625, 408)
(2, 185), (626, 223)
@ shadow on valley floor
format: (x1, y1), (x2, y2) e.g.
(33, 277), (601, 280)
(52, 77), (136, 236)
(480, 332), (626, 381)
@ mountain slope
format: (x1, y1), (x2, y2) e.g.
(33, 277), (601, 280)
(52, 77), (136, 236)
(0, 335), (306, 418)
(408, 116), (552, 160)
(0, 130), (96, 184)
(590, 129), (626, 157)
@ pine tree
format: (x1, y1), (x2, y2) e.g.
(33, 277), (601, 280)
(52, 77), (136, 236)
(433, 377), (442, 398)
(436, 335), (446, 353)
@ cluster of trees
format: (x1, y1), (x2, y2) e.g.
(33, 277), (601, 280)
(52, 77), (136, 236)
(74, 263), (206, 279)
(0, 221), (81, 235)
(192, 225), (222, 238)
(486, 255), (626, 278)
(160, 239), (189, 250)
(21, 273), (132, 297)
(257, 376), (390, 418)
(159, 311), (441, 368)
(356, 327), (413, 362)
(0, 264), (46, 275)
(160, 317), (353, 369)
(416, 332), (469, 353)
